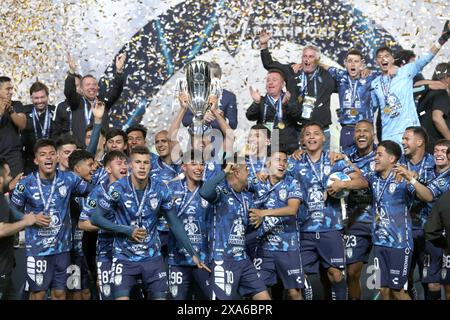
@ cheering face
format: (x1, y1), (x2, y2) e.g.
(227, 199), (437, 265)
(301, 48), (319, 73)
(130, 153), (151, 181)
(354, 122), (374, 150)
(374, 146), (394, 173)
(57, 144), (77, 170)
(434, 145), (449, 167)
(247, 129), (268, 155)
(345, 54), (363, 78)
(35, 145), (58, 176)
(303, 125), (325, 152)
(268, 152), (287, 180)
(75, 158), (95, 181)
(265, 72), (284, 98)
(401, 130), (420, 157)
(85, 129), (105, 150)
(376, 50), (394, 73)
(183, 162), (205, 183)
(128, 130), (146, 150)
(81, 77), (99, 101)
(31, 89), (49, 112)
(106, 135), (127, 152)
(106, 157), (128, 181)
(155, 132), (171, 158)
(0, 81), (13, 101)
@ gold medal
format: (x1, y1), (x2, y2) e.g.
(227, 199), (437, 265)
(350, 108), (358, 116)
(278, 121), (285, 129)
(383, 107), (391, 114)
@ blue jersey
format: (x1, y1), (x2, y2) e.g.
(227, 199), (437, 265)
(344, 145), (376, 223)
(287, 151), (355, 232)
(11, 171), (89, 256)
(245, 155), (267, 181)
(209, 180), (253, 261)
(71, 197), (85, 257)
(427, 168), (450, 208)
(328, 67), (377, 125)
(366, 171), (414, 249)
(249, 176), (302, 252)
(80, 178), (115, 261)
(371, 52), (434, 145)
(98, 176), (174, 262)
(203, 160), (222, 181)
(167, 179), (210, 266)
(399, 153), (435, 230)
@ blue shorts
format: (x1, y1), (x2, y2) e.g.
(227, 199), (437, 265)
(373, 245), (412, 290)
(66, 255), (90, 291)
(422, 240), (444, 284)
(210, 258), (267, 300)
(300, 231), (346, 274)
(411, 229), (426, 278)
(113, 256), (168, 299)
(168, 265), (210, 300)
(97, 257), (115, 300)
(345, 222), (372, 264)
(441, 254), (450, 285)
(254, 249), (304, 290)
(245, 229), (259, 261)
(26, 252), (70, 292)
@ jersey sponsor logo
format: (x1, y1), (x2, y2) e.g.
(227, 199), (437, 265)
(124, 200), (133, 208)
(201, 198), (208, 208)
(110, 190), (120, 200)
(183, 215), (203, 244)
(208, 162), (215, 171)
(87, 199), (97, 208)
(16, 183), (26, 193)
(228, 217), (245, 245)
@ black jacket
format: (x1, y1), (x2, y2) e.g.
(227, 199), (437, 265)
(425, 190), (450, 252)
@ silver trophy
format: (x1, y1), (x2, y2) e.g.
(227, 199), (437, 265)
(177, 60), (222, 134)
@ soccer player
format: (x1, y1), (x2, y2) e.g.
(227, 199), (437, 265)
(371, 21), (450, 146)
(248, 151), (304, 300)
(342, 120), (376, 300)
(10, 139), (93, 300)
(79, 150), (128, 300)
(287, 122), (367, 300)
(167, 150), (211, 300)
(91, 146), (208, 300)
(199, 156), (271, 300)
(398, 126), (435, 298)
(126, 124), (147, 153)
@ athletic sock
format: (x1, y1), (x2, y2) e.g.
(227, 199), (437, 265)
(331, 279), (347, 300)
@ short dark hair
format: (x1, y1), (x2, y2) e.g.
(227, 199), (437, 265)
(55, 134), (79, 150)
(346, 49), (363, 59)
(106, 128), (128, 144)
(129, 145), (151, 157)
(394, 49), (416, 67)
(126, 124), (147, 139)
(29, 81), (49, 96)
(34, 139), (57, 155)
(0, 76), (11, 85)
(103, 150), (128, 167)
(86, 124), (106, 137)
(303, 121), (324, 133)
(432, 62), (450, 81)
(378, 140), (402, 162)
(447, 148), (450, 158)
(267, 69), (286, 82)
(405, 126), (428, 146)
(0, 157), (8, 177)
(375, 46), (393, 57)
(73, 73), (82, 80)
(68, 149), (94, 171)
(434, 139), (450, 149)
(250, 123), (271, 140)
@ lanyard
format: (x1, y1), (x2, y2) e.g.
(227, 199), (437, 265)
(159, 157), (178, 175)
(305, 152), (325, 189)
(435, 167), (450, 179)
(83, 97), (93, 127)
(347, 76), (359, 107)
(406, 158), (426, 182)
(248, 155), (266, 177)
(178, 180), (200, 217)
(298, 70), (318, 97)
(32, 107), (51, 139)
(36, 172), (58, 214)
(262, 92), (284, 124)
(375, 170), (394, 209)
(380, 75), (391, 102)
(229, 184), (248, 218)
(129, 176), (150, 227)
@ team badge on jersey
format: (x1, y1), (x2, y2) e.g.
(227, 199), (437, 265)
(150, 198), (158, 210)
(36, 274), (44, 286)
(279, 189), (287, 201)
(208, 163), (215, 171)
(324, 165), (331, 175)
(201, 198), (209, 208)
(59, 186), (67, 197)
(370, 161), (375, 171)
(388, 183), (397, 193)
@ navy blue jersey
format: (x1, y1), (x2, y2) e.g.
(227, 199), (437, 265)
(399, 153), (435, 229)
(92, 166), (108, 186)
(203, 160), (222, 181)
(209, 180), (253, 261)
(11, 171), (89, 256)
(344, 145), (376, 223)
(328, 67), (378, 125)
(245, 155), (267, 181)
(98, 176), (173, 262)
(80, 178), (115, 261)
(287, 151), (355, 232)
(167, 179), (210, 266)
(366, 171), (415, 249)
(249, 176), (302, 252)
(427, 168), (450, 208)
(71, 197), (85, 257)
